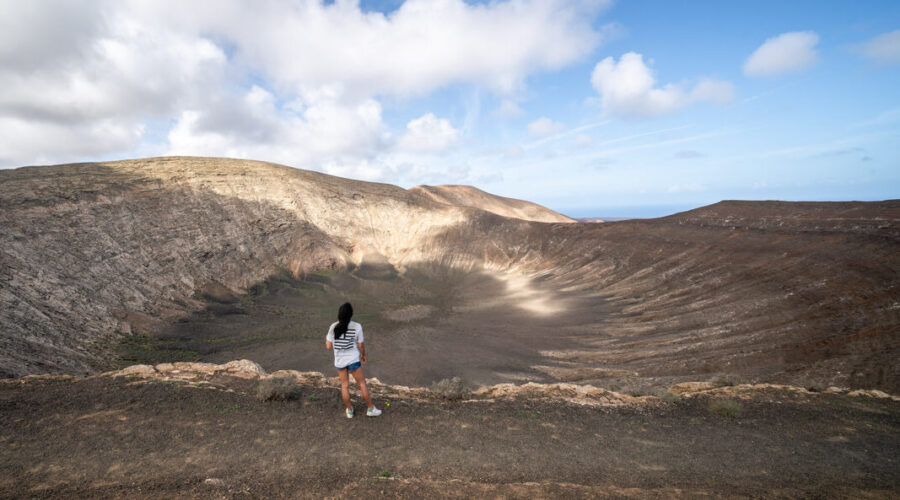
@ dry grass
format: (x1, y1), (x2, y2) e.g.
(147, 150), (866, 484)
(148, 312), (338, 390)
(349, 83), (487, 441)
(257, 376), (303, 401)
(430, 377), (470, 400)
(659, 391), (681, 403)
(707, 399), (742, 418)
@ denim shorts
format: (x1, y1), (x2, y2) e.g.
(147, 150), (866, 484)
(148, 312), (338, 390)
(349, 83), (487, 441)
(339, 361), (362, 372)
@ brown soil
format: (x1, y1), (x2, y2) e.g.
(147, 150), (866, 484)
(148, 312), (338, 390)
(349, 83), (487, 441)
(1, 372), (898, 498)
(2, 158), (897, 395)
(139, 236), (898, 395)
(143, 265), (611, 389)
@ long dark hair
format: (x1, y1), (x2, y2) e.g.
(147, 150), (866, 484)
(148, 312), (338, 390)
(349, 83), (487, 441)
(334, 302), (353, 339)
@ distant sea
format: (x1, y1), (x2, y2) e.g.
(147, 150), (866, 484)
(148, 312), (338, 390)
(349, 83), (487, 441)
(561, 204), (699, 220)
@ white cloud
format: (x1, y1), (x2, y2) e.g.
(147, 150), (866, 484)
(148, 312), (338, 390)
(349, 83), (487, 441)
(590, 52), (733, 118)
(743, 31), (819, 77)
(854, 30), (900, 65)
(0, 4), (229, 167)
(0, 16), (227, 123)
(528, 117), (565, 136)
(442, 162), (472, 183)
(167, 86), (389, 168)
(574, 134), (593, 147)
(504, 145), (525, 159)
(0, 0), (615, 172)
(0, 115), (143, 167)
(322, 159), (400, 183)
(495, 99), (525, 118)
(396, 113), (459, 153)
(690, 78), (735, 104)
(0, 1), (105, 73)
(160, 0), (611, 97)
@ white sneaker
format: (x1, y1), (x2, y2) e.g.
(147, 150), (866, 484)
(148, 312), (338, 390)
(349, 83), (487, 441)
(366, 407), (382, 417)
(345, 408), (354, 419)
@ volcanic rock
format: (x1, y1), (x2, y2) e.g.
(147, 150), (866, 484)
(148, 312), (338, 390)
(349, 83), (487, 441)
(1, 157), (897, 393)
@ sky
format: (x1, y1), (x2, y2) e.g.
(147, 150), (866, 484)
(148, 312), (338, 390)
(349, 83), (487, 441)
(1, 0), (898, 217)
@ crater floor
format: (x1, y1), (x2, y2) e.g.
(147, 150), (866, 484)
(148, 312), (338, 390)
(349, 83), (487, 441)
(142, 265), (615, 388)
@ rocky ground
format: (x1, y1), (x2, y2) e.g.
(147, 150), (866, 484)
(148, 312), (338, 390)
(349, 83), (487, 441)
(2, 157), (898, 391)
(1, 361), (898, 499)
(144, 253), (898, 395)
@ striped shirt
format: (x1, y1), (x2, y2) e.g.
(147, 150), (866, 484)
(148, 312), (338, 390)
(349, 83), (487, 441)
(326, 321), (365, 368)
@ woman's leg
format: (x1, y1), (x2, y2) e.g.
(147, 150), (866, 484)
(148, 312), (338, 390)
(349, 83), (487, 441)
(337, 368), (352, 410)
(350, 367), (375, 410)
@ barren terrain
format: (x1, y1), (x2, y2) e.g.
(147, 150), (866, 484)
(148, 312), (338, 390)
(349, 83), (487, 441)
(1, 157), (898, 393)
(2, 157), (899, 498)
(1, 364), (898, 498)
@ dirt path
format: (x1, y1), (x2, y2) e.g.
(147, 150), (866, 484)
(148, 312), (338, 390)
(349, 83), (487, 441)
(2, 372), (898, 498)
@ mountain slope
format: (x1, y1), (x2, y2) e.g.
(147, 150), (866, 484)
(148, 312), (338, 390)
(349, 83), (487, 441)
(1, 157), (897, 392)
(410, 184), (576, 223)
(0, 157), (476, 376)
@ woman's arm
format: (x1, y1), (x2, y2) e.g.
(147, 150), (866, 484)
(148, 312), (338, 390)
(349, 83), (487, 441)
(325, 340), (332, 350)
(358, 342), (366, 363)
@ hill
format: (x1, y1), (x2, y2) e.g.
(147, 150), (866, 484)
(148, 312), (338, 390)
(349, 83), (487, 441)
(409, 184), (576, 223)
(0, 157), (898, 394)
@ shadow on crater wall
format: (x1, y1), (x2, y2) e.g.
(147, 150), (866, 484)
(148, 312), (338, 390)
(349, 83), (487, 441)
(2, 158), (898, 392)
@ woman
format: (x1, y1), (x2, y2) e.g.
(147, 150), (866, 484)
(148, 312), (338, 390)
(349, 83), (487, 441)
(325, 302), (382, 418)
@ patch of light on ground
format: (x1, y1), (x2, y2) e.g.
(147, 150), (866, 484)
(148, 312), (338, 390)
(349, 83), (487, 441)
(499, 273), (566, 316)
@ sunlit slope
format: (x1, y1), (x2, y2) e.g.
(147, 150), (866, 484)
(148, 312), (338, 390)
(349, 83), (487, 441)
(416, 200), (899, 390)
(410, 184), (577, 223)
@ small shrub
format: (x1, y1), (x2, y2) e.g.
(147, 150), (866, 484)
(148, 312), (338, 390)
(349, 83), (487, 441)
(430, 377), (470, 401)
(710, 374), (739, 387)
(659, 391), (681, 403)
(257, 376), (303, 401)
(378, 470), (392, 478)
(708, 399), (742, 418)
(617, 382), (664, 397)
(795, 377), (828, 393)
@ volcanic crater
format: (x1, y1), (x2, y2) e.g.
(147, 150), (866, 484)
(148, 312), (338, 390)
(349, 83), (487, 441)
(1, 156), (898, 393)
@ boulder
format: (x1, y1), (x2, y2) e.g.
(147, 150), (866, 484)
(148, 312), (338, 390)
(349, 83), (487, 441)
(220, 359), (266, 378)
(173, 362), (218, 375)
(847, 389), (895, 399)
(118, 364), (157, 377)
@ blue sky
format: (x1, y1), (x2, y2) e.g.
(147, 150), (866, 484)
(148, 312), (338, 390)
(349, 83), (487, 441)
(1, 0), (898, 217)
